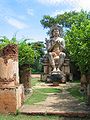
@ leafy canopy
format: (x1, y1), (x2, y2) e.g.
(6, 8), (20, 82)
(40, 10), (90, 74)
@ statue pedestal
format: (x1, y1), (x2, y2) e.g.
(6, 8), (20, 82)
(41, 54), (71, 82)
(47, 71), (66, 84)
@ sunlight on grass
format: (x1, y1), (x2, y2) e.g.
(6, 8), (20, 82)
(31, 78), (40, 86)
(36, 88), (62, 93)
(67, 86), (86, 102)
(25, 88), (62, 105)
(24, 89), (47, 105)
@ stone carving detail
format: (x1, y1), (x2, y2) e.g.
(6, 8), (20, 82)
(45, 25), (66, 82)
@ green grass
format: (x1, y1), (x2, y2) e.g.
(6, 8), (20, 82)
(35, 88), (62, 93)
(24, 89), (47, 105)
(25, 88), (62, 105)
(72, 79), (80, 83)
(67, 86), (86, 102)
(0, 114), (89, 120)
(31, 78), (40, 86)
(0, 114), (60, 120)
(28, 77), (62, 105)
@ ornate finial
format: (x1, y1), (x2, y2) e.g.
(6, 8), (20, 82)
(49, 24), (63, 38)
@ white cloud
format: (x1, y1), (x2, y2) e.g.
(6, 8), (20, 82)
(64, 0), (90, 11)
(27, 8), (34, 16)
(51, 8), (81, 17)
(5, 17), (28, 29)
(38, 0), (90, 11)
(51, 10), (65, 17)
(38, 0), (63, 5)
(78, 0), (90, 11)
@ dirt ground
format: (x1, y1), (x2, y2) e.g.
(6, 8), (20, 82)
(31, 74), (40, 78)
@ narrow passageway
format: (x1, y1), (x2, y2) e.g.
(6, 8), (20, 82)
(20, 75), (90, 117)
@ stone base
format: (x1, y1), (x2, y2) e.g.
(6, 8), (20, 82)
(0, 84), (24, 114)
(87, 84), (90, 105)
(49, 71), (66, 83)
(41, 71), (66, 83)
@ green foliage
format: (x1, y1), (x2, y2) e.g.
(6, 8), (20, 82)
(40, 10), (90, 74)
(0, 36), (17, 50)
(31, 41), (45, 58)
(30, 41), (45, 73)
(57, 10), (88, 28)
(18, 40), (35, 66)
(40, 10), (89, 29)
(40, 15), (58, 28)
(65, 18), (90, 74)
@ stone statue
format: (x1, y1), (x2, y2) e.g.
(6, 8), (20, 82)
(46, 24), (66, 72)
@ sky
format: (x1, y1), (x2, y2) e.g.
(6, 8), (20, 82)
(0, 0), (90, 43)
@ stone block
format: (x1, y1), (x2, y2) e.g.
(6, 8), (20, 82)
(0, 84), (24, 114)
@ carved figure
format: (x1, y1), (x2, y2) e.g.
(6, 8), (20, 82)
(46, 25), (66, 72)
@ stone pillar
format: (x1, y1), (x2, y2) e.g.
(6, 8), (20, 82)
(80, 74), (87, 92)
(61, 59), (70, 74)
(87, 74), (90, 105)
(0, 44), (24, 114)
(44, 63), (49, 74)
(41, 55), (50, 81)
(19, 64), (31, 93)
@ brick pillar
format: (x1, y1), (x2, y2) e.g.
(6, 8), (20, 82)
(0, 44), (19, 87)
(0, 44), (24, 114)
(19, 64), (31, 92)
(87, 74), (90, 105)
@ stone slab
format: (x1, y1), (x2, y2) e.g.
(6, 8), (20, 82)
(0, 84), (24, 114)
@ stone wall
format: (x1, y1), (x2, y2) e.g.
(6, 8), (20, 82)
(0, 44), (24, 113)
(0, 44), (19, 87)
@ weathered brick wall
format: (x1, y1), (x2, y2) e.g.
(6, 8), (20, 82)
(0, 88), (16, 113)
(19, 65), (31, 90)
(87, 74), (90, 105)
(0, 44), (19, 87)
(0, 44), (24, 113)
(0, 85), (24, 114)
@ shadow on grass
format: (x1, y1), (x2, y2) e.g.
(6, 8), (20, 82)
(67, 86), (86, 102)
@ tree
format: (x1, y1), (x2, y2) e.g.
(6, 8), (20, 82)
(40, 15), (57, 28)
(18, 40), (35, 67)
(65, 17), (90, 74)
(30, 41), (45, 73)
(40, 10), (90, 76)
(0, 36), (17, 50)
(40, 10), (89, 29)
